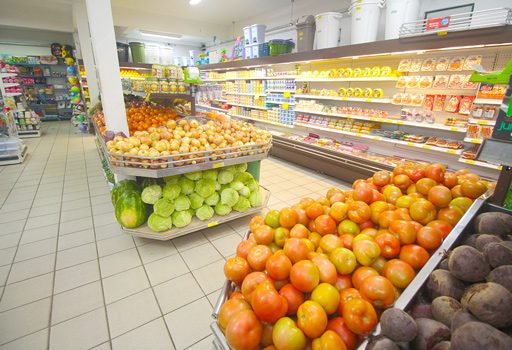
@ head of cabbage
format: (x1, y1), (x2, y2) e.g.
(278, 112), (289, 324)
(162, 183), (181, 201)
(147, 213), (173, 232)
(141, 185), (162, 205)
(153, 198), (175, 217)
(174, 195), (191, 211)
(171, 210), (193, 228)
(220, 188), (239, 207)
(195, 179), (216, 198)
(196, 205), (214, 221)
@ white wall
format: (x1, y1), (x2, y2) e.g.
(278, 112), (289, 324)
(0, 45), (51, 56)
(0, 27), (75, 57)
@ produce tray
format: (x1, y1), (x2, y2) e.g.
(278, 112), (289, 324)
(208, 190), (494, 350)
(122, 187), (269, 241)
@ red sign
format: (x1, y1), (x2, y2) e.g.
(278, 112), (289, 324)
(426, 16), (451, 30)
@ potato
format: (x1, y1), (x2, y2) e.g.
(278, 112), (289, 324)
(380, 308), (418, 342)
(431, 341), (450, 350)
(451, 309), (477, 333)
(462, 234), (479, 248)
(451, 321), (512, 350)
(431, 296), (462, 327)
(448, 245), (490, 282)
(410, 303), (433, 320)
(426, 269), (465, 300)
(487, 265), (512, 292)
(484, 241), (512, 268)
(474, 212), (512, 236)
(412, 318), (450, 350)
(475, 234), (503, 251)
(438, 258), (449, 271)
(365, 336), (400, 350)
(461, 282), (512, 328)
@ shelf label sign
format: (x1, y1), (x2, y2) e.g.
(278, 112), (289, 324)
(426, 16), (451, 30)
(283, 91), (291, 98)
(207, 221), (218, 227)
(282, 103), (289, 110)
(212, 162), (225, 169)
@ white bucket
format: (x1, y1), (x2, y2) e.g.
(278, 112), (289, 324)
(385, 0), (420, 39)
(160, 46), (173, 65)
(250, 24), (266, 45)
(144, 43), (160, 64)
(350, 0), (385, 44)
(243, 26), (252, 46)
(315, 12), (343, 49)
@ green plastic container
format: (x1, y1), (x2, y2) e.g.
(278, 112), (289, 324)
(129, 42), (145, 63)
(268, 40), (294, 56)
(247, 161), (261, 181)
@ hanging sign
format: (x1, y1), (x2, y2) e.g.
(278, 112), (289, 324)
(426, 16), (451, 30)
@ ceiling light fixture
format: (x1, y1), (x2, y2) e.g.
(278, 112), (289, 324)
(140, 30), (182, 40)
(189, 0), (202, 5)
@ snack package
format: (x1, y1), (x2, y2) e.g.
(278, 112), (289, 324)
(419, 76), (433, 89)
(371, 66), (381, 77)
(483, 106), (497, 119)
(353, 68), (364, 77)
(338, 88), (347, 97)
(328, 69), (338, 78)
(445, 95), (461, 113)
(398, 59), (410, 72)
(380, 66), (392, 76)
(467, 124), (481, 138)
(407, 76), (420, 88)
(435, 57), (450, 71)
(363, 67), (372, 77)
(481, 126), (493, 139)
(373, 88), (384, 98)
(343, 68), (353, 78)
(448, 75), (465, 89)
(433, 75), (449, 89)
(423, 95), (435, 111)
(448, 56), (465, 71)
(458, 96), (474, 115)
(462, 75), (479, 89)
(421, 58), (436, 71)
(363, 88), (373, 98)
(346, 88), (355, 97)
(402, 93), (412, 105)
(337, 68), (345, 77)
(392, 93), (403, 104)
(471, 105), (483, 118)
(433, 95), (447, 112)
(409, 59), (422, 72)
(354, 88), (363, 97)
(396, 76), (407, 88)
(463, 55), (482, 70)
(411, 94), (424, 106)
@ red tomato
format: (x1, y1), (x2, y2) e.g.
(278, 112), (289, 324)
(241, 271), (270, 303)
(225, 309), (262, 350)
(290, 260), (320, 292)
(372, 171), (391, 187)
(311, 254), (338, 285)
(347, 201), (371, 224)
(382, 259), (416, 289)
(443, 172), (458, 189)
(315, 215), (337, 236)
(425, 163), (446, 183)
(280, 207), (299, 228)
(359, 275), (396, 308)
(297, 300), (328, 339)
(252, 281), (288, 324)
(351, 266), (379, 289)
(334, 274), (353, 291)
(283, 237), (310, 264)
(428, 185), (452, 208)
(416, 178), (438, 196)
(294, 207), (309, 226)
(339, 233), (354, 250)
(218, 298), (251, 331)
(338, 288), (362, 313)
(236, 240), (256, 259)
(326, 317), (358, 350)
(306, 203), (325, 220)
(393, 174), (411, 192)
(374, 233), (401, 258)
(249, 215), (265, 233)
(378, 210), (397, 229)
(342, 298), (378, 335)
(261, 322), (274, 348)
(254, 225), (275, 245)
(410, 199), (437, 225)
(272, 317), (307, 350)
(224, 256), (251, 285)
(319, 234), (343, 254)
(416, 226), (443, 250)
(353, 183), (373, 204)
(437, 206), (464, 226)
(290, 224), (309, 238)
(460, 180), (487, 199)
(329, 202), (348, 222)
(247, 245), (272, 271)
(388, 220), (417, 245)
(399, 244), (430, 270)
(427, 220), (453, 239)
(312, 330), (347, 350)
(266, 251), (292, 281)
(279, 283), (305, 315)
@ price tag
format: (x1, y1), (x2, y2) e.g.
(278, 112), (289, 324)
(355, 133), (362, 137)
(465, 160), (476, 165)
(450, 127), (459, 131)
(373, 136), (380, 140)
(365, 99), (372, 103)
(212, 162), (225, 169)
(369, 117), (377, 121)
(283, 91), (291, 98)
(207, 221), (218, 227)
(423, 145), (431, 149)
(446, 149), (457, 154)
(397, 121), (404, 125)
(282, 103), (289, 110)
(437, 31), (448, 36)
(341, 97), (347, 101)
(254, 95), (260, 99)
(407, 142), (415, 147)
(477, 120), (488, 125)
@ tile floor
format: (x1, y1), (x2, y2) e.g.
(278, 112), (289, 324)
(0, 121), (350, 350)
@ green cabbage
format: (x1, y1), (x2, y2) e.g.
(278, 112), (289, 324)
(249, 190), (263, 207)
(174, 195), (191, 211)
(189, 193), (205, 210)
(184, 171), (202, 181)
(171, 210), (192, 228)
(147, 213), (172, 232)
(215, 182), (221, 191)
(202, 169), (218, 181)
(246, 179), (259, 192)
(235, 163), (248, 173)
(224, 165), (238, 173)
(229, 181), (244, 191)
(215, 203), (232, 216)
(218, 170), (234, 185)
(205, 192), (220, 206)
(162, 183), (181, 201)
(238, 186), (250, 198)
(141, 185), (162, 205)
(221, 188), (239, 207)
(234, 172), (254, 184)
(178, 177), (195, 195)
(233, 197), (251, 212)
(196, 205), (214, 221)
(163, 175), (180, 184)
(153, 198), (175, 217)
(195, 179), (216, 198)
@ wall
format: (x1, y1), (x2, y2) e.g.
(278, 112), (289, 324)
(0, 27), (75, 57)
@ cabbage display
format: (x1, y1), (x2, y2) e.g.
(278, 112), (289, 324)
(141, 185), (162, 205)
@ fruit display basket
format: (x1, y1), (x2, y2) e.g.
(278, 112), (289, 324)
(209, 190), (494, 350)
(122, 186), (270, 241)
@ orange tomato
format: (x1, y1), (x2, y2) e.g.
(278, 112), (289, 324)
(254, 225), (275, 245)
(290, 224), (309, 238)
(416, 178), (438, 196)
(410, 199), (437, 225)
(389, 220), (417, 245)
(315, 215), (337, 236)
(297, 300), (328, 338)
(283, 237), (310, 264)
(279, 283), (305, 315)
(351, 266), (379, 289)
(382, 259), (416, 289)
(374, 233), (401, 258)
(247, 245), (272, 271)
(359, 275), (396, 308)
(428, 185), (453, 208)
(241, 271), (271, 304)
(426, 220), (453, 239)
(437, 206), (464, 226)
(372, 170), (391, 187)
(224, 257), (251, 285)
(306, 203), (325, 220)
(347, 201), (371, 224)
(330, 202), (348, 222)
(218, 298), (251, 331)
(326, 317), (358, 350)
(311, 254), (338, 285)
(290, 260), (320, 293)
(342, 298), (378, 335)
(280, 208), (299, 228)
(370, 201), (390, 224)
(399, 244), (430, 270)
(251, 281), (288, 324)
(339, 288), (362, 312)
(266, 251), (292, 281)
(334, 274), (353, 291)
(236, 240), (256, 259)
(460, 180), (487, 199)
(416, 226), (443, 250)
(249, 216), (265, 232)
(312, 330), (347, 350)
(225, 309), (262, 350)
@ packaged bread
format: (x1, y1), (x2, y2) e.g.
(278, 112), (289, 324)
(342, 68), (353, 78)
(412, 94), (425, 106)
(419, 76), (433, 89)
(433, 95), (446, 111)
(402, 93), (413, 105)
(354, 88), (363, 97)
(363, 88), (373, 98)
(398, 59), (410, 72)
(396, 76), (407, 88)
(338, 88), (347, 97)
(445, 95), (461, 113)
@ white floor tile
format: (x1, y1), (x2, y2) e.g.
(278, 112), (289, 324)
(60, 207), (89, 223)
(154, 273), (204, 314)
(181, 243), (222, 271)
(172, 231), (208, 252)
(0, 266), (9, 287)
(0, 328), (48, 350)
(111, 317), (174, 350)
(57, 228), (95, 251)
(144, 254), (188, 286)
(192, 259), (226, 295)
(0, 232), (21, 250)
(24, 213), (60, 231)
(102, 266), (150, 304)
(2, 220), (26, 236)
(0, 273), (53, 312)
(54, 260), (100, 294)
(51, 281), (104, 325)
(187, 335), (216, 350)
(137, 241), (177, 264)
(211, 233), (242, 258)
(7, 253), (55, 284)
(95, 223), (124, 241)
(15, 237), (57, 262)
(19, 224), (58, 245)
(29, 205), (60, 218)
(55, 242), (97, 270)
(99, 248), (141, 278)
(97, 234), (135, 257)
(59, 216), (93, 236)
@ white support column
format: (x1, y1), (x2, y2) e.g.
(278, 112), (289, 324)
(84, 0), (129, 135)
(72, 0), (100, 107)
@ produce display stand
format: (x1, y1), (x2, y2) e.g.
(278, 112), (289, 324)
(0, 143), (27, 166)
(208, 190), (494, 350)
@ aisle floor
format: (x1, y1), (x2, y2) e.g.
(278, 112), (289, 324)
(0, 121), (350, 350)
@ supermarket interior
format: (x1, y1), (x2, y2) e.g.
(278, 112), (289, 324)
(1, 0), (512, 349)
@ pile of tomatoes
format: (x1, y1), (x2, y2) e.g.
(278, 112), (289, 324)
(125, 106), (178, 133)
(220, 162), (491, 350)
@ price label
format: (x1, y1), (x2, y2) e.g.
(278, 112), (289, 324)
(465, 160), (476, 165)
(407, 142), (416, 147)
(341, 97), (347, 101)
(477, 120), (488, 125)
(397, 121), (404, 125)
(355, 133), (362, 137)
(437, 31), (448, 36)
(365, 99), (372, 103)
(423, 145), (431, 149)
(207, 221), (218, 227)
(450, 127), (460, 131)
(282, 103), (289, 110)
(212, 162), (225, 169)
(446, 149), (457, 154)
(369, 117), (377, 121)
(283, 91), (291, 98)
(373, 136), (380, 140)
(254, 95), (260, 99)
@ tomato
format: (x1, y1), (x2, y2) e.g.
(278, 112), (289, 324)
(290, 224), (309, 239)
(449, 197), (473, 213)
(382, 185), (402, 205)
(279, 283), (305, 315)
(290, 260), (320, 292)
(278, 207), (298, 228)
(254, 225), (275, 245)
(451, 185), (463, 198)
(329, 247), (357, 275)
(360, 227), (378, 239)
(359, 275), (395, 308)
(351, 266), (379, 289)
(338, 220), (360, 236)
(334, 274), (353, 291)
(370, 201), (390, 224)
(250, 216), (265, 233)
(309, 232), (322, 249)
(352, 233), (375, 244)
(311, 254), (337, 285)
(399, 244), (430, 269)
(311, 283), (340, 315)
(443, 172), (458, 189)
(359, 220), (375, 230)
(273, 317), (307, 350)
(230, 291), (244, 300)
(261, 322), (274, 347)
(242, 271), (270, 303)
(218, 298), (251, 331)
(312, 330), (347, 350)
(407, 167), (426, 183)
(247, 245), (272, 271)
(410, 199), (437, 225)
(394, 208), (412, 221)
(342, 298), (378, 335)
(319, 234), (343, 254)
(339, 234), (354, 250)
(378, 210), (397, 229)
(416, 178), (438, 196)
(266, 251), (292, 281)
(428, 185), (452, 208)
(252, 281), (288, 324)
(236, 240), (256, 259)
(306, 203), (325, 220)
(283, 237), (309, 264)
(461, 180), (487, 199)
(328, 202), (347, 223)
(339, 288), (362, 312)
(294, 207), (309, 226)
(427, 220), (453, 239)
(352, 239), (381, 266)
(225, 309), (262, 350)
(329, 192), (347, 205)
(224, 257), (251, 285)
(437, 206), (464, 226)
(395, 195), (417, 209)
(297, 300), (328, 338)
(374, 233), (400, 258)
(393, 174), (411, 192)
(274, 227), (290, 247)
(388, 220), (417, 245)
(326, 317), (358, 350)
(265, 210), (281, 229)
(353, 183), (374, 204)
(425, 163), (446, 183)
(300, 197), (315, 209)
(416, 226), (443, 250)
(382, 259), (416, 289)
(370, 256), (387, 273)
(347, 201), (371, 224)
(373, 171), (391, 187)
(315, 215), (337, 236)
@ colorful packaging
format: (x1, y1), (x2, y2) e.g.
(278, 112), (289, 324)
(419, 76), (433, 89)
(433, 75), (449, 89)
(421, 58), (436, 71)
(435, 57), (450, 71)
(433, 95), (447, 112)
(423, 95), (435, 112)
(448, 75), (465, 89)
(398, 59), (410, 72)
(445, 95), (461, 113)
(463, 55), (482, 70)
(448, 56), (465, 71)
(396, 76), (407, 88)
(458, 96), (474, 115)
(407, 76), (420, 88)
(409, 59), (422, 72)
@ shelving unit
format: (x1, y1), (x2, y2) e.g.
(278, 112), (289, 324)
(295, 94), (392, 104)
(229, 113), (294, 128)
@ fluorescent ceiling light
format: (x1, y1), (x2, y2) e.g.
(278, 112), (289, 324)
(140, 31), (182, 40)
(190, 0), (202, 5)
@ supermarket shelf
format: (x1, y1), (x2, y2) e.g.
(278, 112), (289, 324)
(295, 94), (391, 104)
(17, 129), (41, 138)
(464, 137), (483, 144)
(295, 122), (464, 155)
(2, 92), (22, 97)
(458, 158), (502, 170)
(28, 103), (57, 107)
(295, 76), (398, 82)
(468, 118), (496, 126)
(0, 144), (27, 165)
(201, 78), (225, 82)
(9, 62), (66, 67)
(294, 108), (468, 132)
(227, 102), (268, 110)
(229, 113), (294, 128)
(17, 75), (66, 79)
(225, 92), (266, 97)
(196, 104), (231, 113)
(266, 101), (295, 106)
(473, 98), (503, 105)
(40, 116), (60, 121)
(0, 73), (17, 78)
(226, 76), (296, 80)
(123, 187), (269, 240)
(21, 83), (51, 87)
(266, 89), (296, 93)
(2, 83), (19, 88)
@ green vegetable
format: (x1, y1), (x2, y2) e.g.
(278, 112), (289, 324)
(153, 198), (175, 217)
(235, 163), (248, 173)
(178, 177), (195, 195)
(221, 188), (239, 207)
(205, 192), (220, 206)
(234, 172), (254, 184)
(195, 179), (216, 198)
(189, 193), (205, 210)
(172, 210), (193, 228)
(141, 185), (162, 205)
(196, 205), (214, 221)
(162, 183), (181, 201)
(202, 169), (218, 181)
(138, 177), (158, 189)
(229, 181), (244, 191)
(184, 171), (202, 181)
(249, 190), (263, 207)
(215, 182), (221, 191)
(233, 197), (251, 212)
(163, 175), (180, 184)
(111, 180), (140, 205)
(239, 186), (250, 197)
(224, 165), (238, 173)
(215, 202), (232, 216)
(115, 191), (146, 228)
(174, 195), (191, 211)
(218, 170), (234, 185)
(246, 179), (259, 192)
(147, 213), (172, 232)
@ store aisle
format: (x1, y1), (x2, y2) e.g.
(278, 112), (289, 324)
(0, 121), (349, 350)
